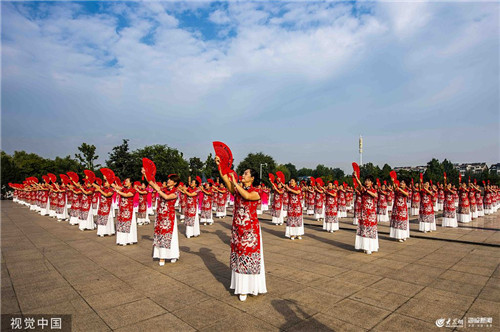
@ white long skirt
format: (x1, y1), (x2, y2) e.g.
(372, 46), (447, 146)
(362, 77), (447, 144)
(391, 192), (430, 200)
(147, 206), (154, 216)
(271, 207), (284, 225)
(437, 203), (444, 211)
(352, 217), (358, 225)
(153, 218), (179, 260)
(442, 217), (458, 228)
(137, 215), (150, 225)
(471, 210), (478, 219)
(285, 224), (304, 237)
(69, 214), (79, 225)
(200, 214), (214, 225)
(262, 203), (269, 211)
(419, 220), (436, 232)
(411, 208), (419, 216)
(49, 208), (57, 218)
(377, 212), (389, 222)
(40, 201), (50, 216)
(323, 221), (339, 232)
(306, 209), (314, 215)
(79, 211), (95, 231)
(355, 234), (379, 252)
(186, 212), (201, 238)
(57, 205), (69, 221)
(314, 207), (325, 220)
(116, 214), (138, 245)
(230, 227), (267, 296)
(216, 206), (227, 218)
(97, 214), (115, 236)
(457, 213), (471, 223)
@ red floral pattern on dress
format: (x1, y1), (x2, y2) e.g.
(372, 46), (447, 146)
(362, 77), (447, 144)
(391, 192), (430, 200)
(443, 190), (456, 218)
(325, 189), (338, 223)
(200, 189), (213, 219)
(357, 188), (377, 239)
(418, 190), (434, 223)
(458, 188), (470, 214)
(390, 190), (408, 230)
(117, 187), (136, 233)
(154, 188), (178, 249)
(287, 186), (303, 227)
(230, 186), (261, 274)
(96, 188), (113, 226)
(185, 187), (199, 226)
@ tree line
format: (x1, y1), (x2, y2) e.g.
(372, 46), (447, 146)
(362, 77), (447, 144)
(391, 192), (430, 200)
(2, 139), (499, 197)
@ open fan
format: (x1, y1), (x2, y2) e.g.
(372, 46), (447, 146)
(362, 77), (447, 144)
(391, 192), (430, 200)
(276, 171), (285, 184)
(310, 177), (315, 186)
(390, 170), (397, 181)
(334, 180), (338, 186)
(419, 173), (423, 183)
(352, 175), (358, 188)
(142, 158), (156, 182)
(96, 178), (103, 186)
(376, 178), (381, 187)
(48, 173), (57, 183)
(99, 168), (115, 185)
(268, 173), (275, 184)
(459, 174), (462, 183)
(196, 176), (202, 185)
(443, 172), (447, 179)
(212, 141), (233, 175)
(352, 162), (360, 178)
(42, 175), (49, 183)
(115, 177), (122, 187)
(67, 171), (79, 183)
(84, 170), (96, 184)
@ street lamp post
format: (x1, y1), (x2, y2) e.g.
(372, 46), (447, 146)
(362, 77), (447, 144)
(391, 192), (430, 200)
(260, 163), (267, 180)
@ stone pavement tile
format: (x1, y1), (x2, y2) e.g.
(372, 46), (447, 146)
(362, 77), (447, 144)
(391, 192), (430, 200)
(98, 298), (167, 330)
(266, 264), (324, 285)
(370, 278), (424, 297)
(1, 285), (20, 314)
(13, 275), (69, 294)
(396, 288), (475, 323)
(172, 298), (244, 330)
(371, 257), (411, 270)
(328, 298), (391, 330)
(492, 265), (500, 279)
(371, 313), (436, 331)
(6, 260), (57, 279)
(16, 286), (81, 312)
(466, 299), (500, 324)
(287, 313), (367, 331)
(242, 298), (319, 330)
(149, 287), (212, 313)
(354, 262), (402, 278)
(349, 287), (410, 311)
(23, 297), (94, 316)
(477, 278), (500, 303)
(333, 270), (383, 286)
(309, 278), (365, 298)
(2, 249), (45, 263)
(450, 261), (497, 277)
(114, 313), (196, 332)
(281, 287), (343, 314)
(72, 311), (111, 332)
(200, 312), (278, 331)
(439, 270), (490, 287)
(376, 253), (420, 265)
(389, 263), (446, 286)
(263, 274), (305, 297)
(83, 288), (146, 310)
(429, 278), (484, 298)
(71, 276), (129, 298)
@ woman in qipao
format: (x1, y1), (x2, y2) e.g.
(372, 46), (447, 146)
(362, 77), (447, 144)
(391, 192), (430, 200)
(353, 173), (379, 255)
(216, 156), (267, 302)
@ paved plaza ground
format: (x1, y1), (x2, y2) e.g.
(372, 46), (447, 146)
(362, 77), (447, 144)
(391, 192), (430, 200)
(2, 200), (499, 331)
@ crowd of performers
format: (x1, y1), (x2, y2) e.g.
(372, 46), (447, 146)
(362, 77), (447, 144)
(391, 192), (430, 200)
(8, 168), (500, 301)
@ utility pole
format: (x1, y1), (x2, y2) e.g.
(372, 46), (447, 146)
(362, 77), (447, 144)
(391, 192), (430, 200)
(359, 135), (363, 166)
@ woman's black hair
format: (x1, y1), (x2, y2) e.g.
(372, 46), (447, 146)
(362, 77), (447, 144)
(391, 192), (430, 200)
(365, 175), (374, 182)
(168, 174), (180, 187)
(248, 168), (261, 186)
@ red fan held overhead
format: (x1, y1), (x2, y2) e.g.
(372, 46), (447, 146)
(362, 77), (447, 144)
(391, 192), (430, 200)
(196, 176), (202, 185)
(268, 173), (275, 184)
(395, 180), (400, 186)
(212, 141), (233, 175)
(389, 170), (397, 182)
(352, 175), (358, 188)
(430, 179), (433, 186)
(276, 171), (285, 184)
(482, 180), (486, 186)
(474, 179), (477, 185)
(142, 158), (156, 182)
(115, 177), (122, 187)
(133, 181), (141, 187)
(383, 180), (387, 185)
(67, 171), (79, 183)
(59, 174), (70, 185)
(84, 170), (96, 184)
(334, 180), (338, 186)
(48, 173), (57, 183)
(310, 177), (315, 186)
(100, 168), (115, 185)
(459, 174), (462, 183)
(352, 162), (360, 179)
(208, 179), (215, 185)
(95, 178), (102, 186)
(419, 173), (423, 183)
(42, 175), (49, 183)
(443, 172), (447, 179)
(376, 178), (381, 187)
(343, 182), (348, 188)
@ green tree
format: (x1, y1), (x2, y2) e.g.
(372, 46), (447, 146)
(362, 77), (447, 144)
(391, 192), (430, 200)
(236, 152), (276, 180)
(132, 144), (190, 182)
(1, 151), (19, 196)
(360, 162), (380, 179)
(424, 158), (444, 183)
(332, 168), (345, 181)
(202, 153), (219, 180)
(381, 164), (392, 181)
(284, 163), (298, 180)
(75, 143), (100, 170)
(297, 167), (313, 177)
(189, 157), (204, 177)
(106, 139), (134, 179)
(313, 164), (331, 178)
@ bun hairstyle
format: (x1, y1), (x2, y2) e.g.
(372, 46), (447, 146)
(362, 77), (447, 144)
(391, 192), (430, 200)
(248, 168), (261, 186)
(168, 174), (180, 187)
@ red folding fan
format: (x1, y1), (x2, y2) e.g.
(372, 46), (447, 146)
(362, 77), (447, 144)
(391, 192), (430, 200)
(133, 181), (141, 187)
(419, 173), (423, 183)
(443, 172), (447, 179)
(212, 141), (233, 175)
(389, 170), (397, 181)
(95, 178), (103, 186)
(142, 158), (156, 182)
(459, 174), (462, 183)
(84, 170), (96, 184)
(115, 177), (122, 187)
(276, 171), (285, 184)
(310, 177), (315, 186)
(196, 176), (202, 185)
(60, 174), (69, 185)
(352, 176), (358, 188)
(376, 178), (381, 187)
(100, 168), (115, 185)
(352, 162), (360, 178)
(67, 171), (79, 183)
(48, 173), (57, 183)
(268, 173), (275, 184)
(42, 175), (49, 183)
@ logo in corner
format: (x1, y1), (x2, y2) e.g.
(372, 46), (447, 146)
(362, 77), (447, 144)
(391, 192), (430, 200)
(435, 318), (446, 327)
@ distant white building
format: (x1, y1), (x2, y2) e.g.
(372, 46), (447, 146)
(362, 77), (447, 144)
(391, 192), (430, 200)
(454, 163), (488, 175)
(490, 163), (500, 175)
(393, 166), (427, 173)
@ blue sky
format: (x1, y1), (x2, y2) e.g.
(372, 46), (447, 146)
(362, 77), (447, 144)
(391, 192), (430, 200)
(2, 1), (499, 171)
